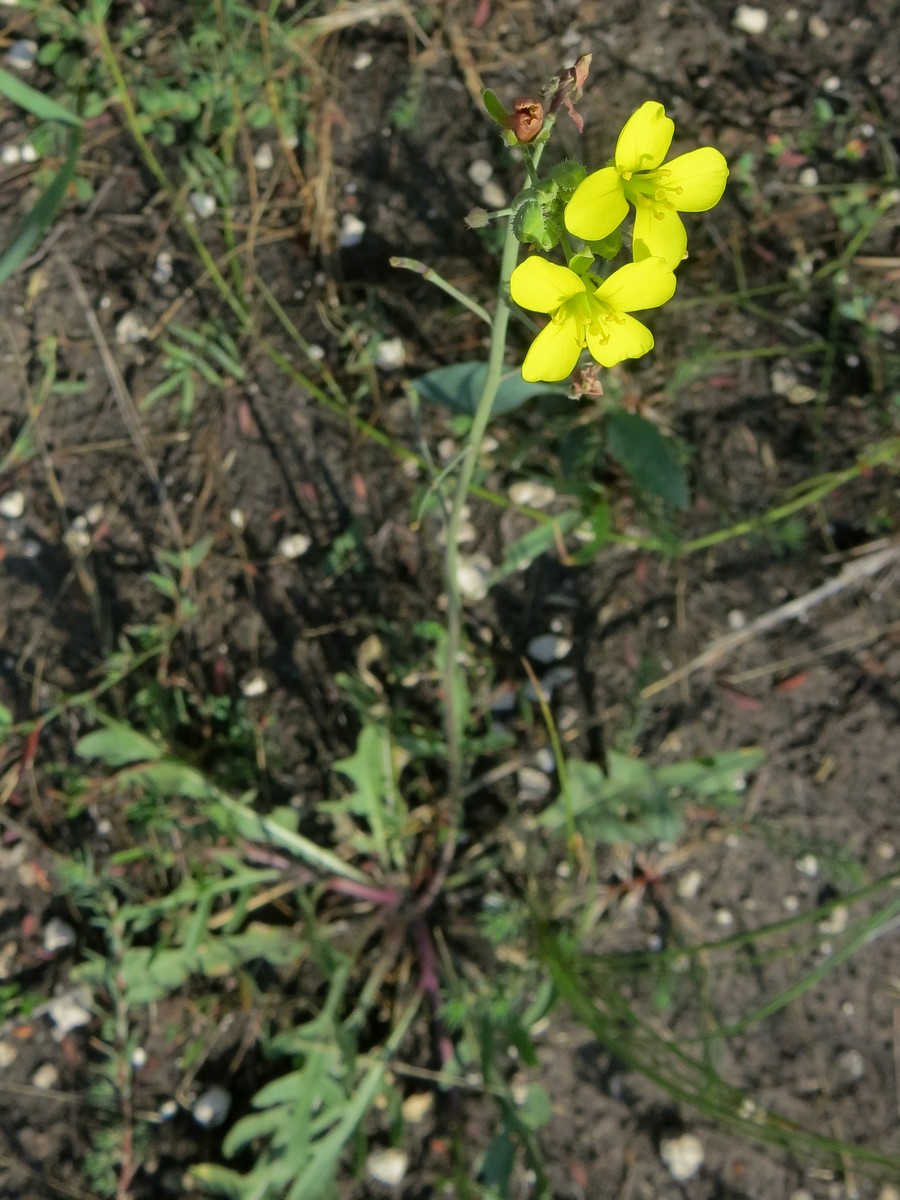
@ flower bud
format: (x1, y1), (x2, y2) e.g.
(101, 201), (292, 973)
(506, 99), (544, 144)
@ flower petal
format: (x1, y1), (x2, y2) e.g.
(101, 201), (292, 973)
(663, 147), (729, 211)
(595, 258), (676, 313)
(564, 167), (629, 242)
(510, 257), (585, 314)
(521, 317), (583, 382)
(587, 314), (654, 368)
(615, 101), (673, 175)
(633, 205), (687, 270)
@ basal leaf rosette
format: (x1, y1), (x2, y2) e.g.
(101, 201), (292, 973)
(510, 256), (676, 383)
(565, 101), (729, 269)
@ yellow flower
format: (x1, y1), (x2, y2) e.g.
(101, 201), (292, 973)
(565, 101), (729, 269)
(510, 256), (676, 383)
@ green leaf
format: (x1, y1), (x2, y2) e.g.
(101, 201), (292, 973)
(0, 68), (82, 126)
(490, 508), (581, 584)
(413, 362), (562, 419)
(0, 703), (12, 737)
(517, 1083), (552, 1129)
(606, 408), (689, 511)
(0, 126), (82, 286)
(482, 88), (509, 128)
(76, 725), (164, 766)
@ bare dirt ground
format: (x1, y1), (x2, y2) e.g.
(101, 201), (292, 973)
(0, 1), (898, 1198)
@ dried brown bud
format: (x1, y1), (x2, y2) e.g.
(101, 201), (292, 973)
(506, 98), (544, 144)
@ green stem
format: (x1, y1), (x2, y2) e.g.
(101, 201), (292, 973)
(441, 137), (550, 823)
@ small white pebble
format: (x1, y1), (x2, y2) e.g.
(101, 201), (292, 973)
(660, 1132), (704, 1182)
(878, 1186), (900, 1200)
(85, 502), (105, 526)
(836, 1048), (865, 1082)
(192, 1085), (231, 1129)
(517, 767), (552, 801)
(468, 158), (493, 187)
(152, 251), (173, 285)
(508, 480), (555, 509)
(714, 908), (734, 928)
(64, 528), (91, 553)
(20, 143), (37, 163)
(158, 1099), (178, 1120)
(727, 609), (746, 630)
(875, 841), (895, 861)
(307, 343), (325, 361)
(189, 191), (216, 219)
(366, 1148), (408, 1187)
(352, 50), (373, 71)
(131, 1046), (148, 1069)
(339, 213), (366, 248)
(253, 142), (274, 171)
(823, 75), (841, 92)
(1, 145), (21, 165)
(783, 894), (800, 912)
(229, 508), (245, 530)
(795, 854), (819, 878)
(401, 1092), (433, 1123)
(799, 166), (819, 187)
(526, 634), (572, 664)
(241, 673), (268, 698)
(43, 918), (77, 953)
(277, 532), (312, 559)
(733, 5), (768, 34)
(457, 553), (492, 602)
(375, 337), (406, 370)
(48, 992), (92, 1037)
(481, 180), (507, 209)
(524, 666), (574, 702)
(818, 905), (848, 935)
(677, 869), (703, 900)
(5, 40), (38, 70)
(32, 1063), (60, 1090)
(0, 1041), (18, 1068)
(0, 489), (25, 520)
(534, 747), (555, 773)
(808, 14), (829, 37)
(115, 312), (149, 345)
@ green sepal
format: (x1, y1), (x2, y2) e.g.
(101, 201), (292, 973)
(482, 88), (509, 129)
(567, 249), (595, 276)
(588, 231), (623, 260)
(549, 159), (587, 197)
(512, 193), (558, 251)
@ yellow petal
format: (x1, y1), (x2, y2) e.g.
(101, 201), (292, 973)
(633, 205), (687, 270)
(663, 147), (729, 211)
(595, 259), (676, 313)
(510, 257), (585, 315)
(587, 314), (654, 368)
(615, 101), (673, 175)
(521, 317), (583, 382)
(564, 168), (629, 242)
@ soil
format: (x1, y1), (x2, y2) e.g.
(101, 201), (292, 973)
(0, 1), (898, 1199)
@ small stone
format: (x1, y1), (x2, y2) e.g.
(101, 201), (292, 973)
(5, 39), (38, 70)
(339, 213), (366, 248)
(352, 50), (373, 70)
(808, 14), (829, 38)
(783, 894), (799, 912)
(437, 437), (457, 463)
(229, 508), (245, 530)
(401, 1092), (433, 1123)
(152, 251), (173, 285)
(835, 1048), (865, 1083)
(795, 854), (819, 878)
(823, 75), (841, 93)
(0, 1041), (17, 1068)
(241, 673), (268, 698)
(714, 908), (734, 928)
(48, 992), (92, 1037)
(517, 767), (552, 801)
(366, 1148), (408, 1187)
(115, 312), (149, 345)
(20, 143), (37, 163)
(526, 634), (572, 664)
(1, 145), (21, 165)
(253, 142), (274, 171)
(457, 553), (492, 602)
(727, 609), (746, 630)
(131, 1046), (148, 1069)
(875, 841), (895, 860)
(787, 383), (818, 405)
(481, 180), (507, 209)
(64, 528), (91, 553)
(32, 1063), (60, 1090)
(660, 1132), (704, 1182)
(771, 363), (797, 396)
(468, 158), (493, 187)
(524, 666), (574, 702)
(307, 343), (325, 361)
(85, 502), (105, 526)
(817, 905), (848, 935)
(0, 490), (25, 519)
(158, 1099), (178, 1120)
(534, 747), (555, 773)
(677, 869), (703, 900)
(375, 337), (406, 370)
(508, 480), (555, 509)
(799, 167), (819, 188)
(43, 918), (77, 953)
(878, 1186), (900, 1200)
(192, 1085), (231, 1129)
(277, 532), (312, 559)
(732, 5), (768, 34)
(189, 191), (216, 218)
